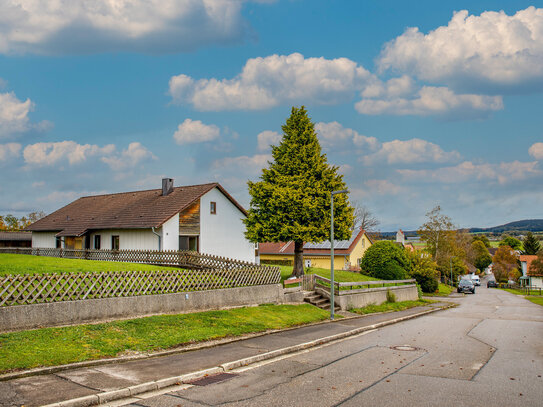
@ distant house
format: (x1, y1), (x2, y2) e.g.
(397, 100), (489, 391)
(519, 255), (542, 288)
(0, 231), (32, 248)
(258, 228), (372, 270)
(26, 179), (255, 263)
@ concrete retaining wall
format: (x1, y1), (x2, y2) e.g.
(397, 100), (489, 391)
(316, 284), (418, 311)
(0, 284), (284, 332)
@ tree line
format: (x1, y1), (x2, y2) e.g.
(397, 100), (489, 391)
(0, 212), (46, 231)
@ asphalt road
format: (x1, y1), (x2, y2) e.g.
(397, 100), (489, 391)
(120, 282), (543, 407)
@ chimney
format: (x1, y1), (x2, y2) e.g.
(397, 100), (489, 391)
(162, 178), (174, 196)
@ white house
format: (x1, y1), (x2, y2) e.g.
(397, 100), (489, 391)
(26, 179), (256, 263)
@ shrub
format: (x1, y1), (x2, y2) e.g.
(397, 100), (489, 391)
(386, 290), (396, 303)
(416, 274), (438, 293)
(360, 241), (409, 280)
(406, 250), (439, 293)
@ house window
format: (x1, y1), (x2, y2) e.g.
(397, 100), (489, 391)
(210, 201), (216, 214)
(94, 235), (101, 250)
(112, 235), (120, 251)
(56, 237), (62, 248)
(179, 235), (199, 252)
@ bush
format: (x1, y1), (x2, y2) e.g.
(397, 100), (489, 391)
(406, 250), (439, 293)
(415, 274), (438, 293)
(360, 241), (409, 280)
(386, 290), (396, 303)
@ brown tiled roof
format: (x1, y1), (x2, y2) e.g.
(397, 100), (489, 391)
(259, 229), (367, 256)
(0, 231), (32, 241)
(520, 254), (541, 277)
(26, 183), (247, 236)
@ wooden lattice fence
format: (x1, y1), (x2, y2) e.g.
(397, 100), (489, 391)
(0, 247), (276, 273)
(0, 267), (281, 306)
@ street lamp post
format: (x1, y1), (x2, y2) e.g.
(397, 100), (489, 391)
(449, 256), (456, 286)
(330, 189), (348, 320)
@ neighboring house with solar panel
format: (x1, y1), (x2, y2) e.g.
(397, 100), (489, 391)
(26, 178), (256, 263)
(258, 227), (372, 270)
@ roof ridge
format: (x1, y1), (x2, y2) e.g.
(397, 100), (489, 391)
(78, 182), (219, 199)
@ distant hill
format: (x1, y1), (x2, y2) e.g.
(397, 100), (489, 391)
(381, 219), (543, 236)
(469, 219), (543, 233)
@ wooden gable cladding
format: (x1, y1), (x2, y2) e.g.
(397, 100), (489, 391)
(179, 200), (200, 235)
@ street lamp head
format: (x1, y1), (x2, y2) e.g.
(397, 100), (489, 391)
(332, 189), (348, 195)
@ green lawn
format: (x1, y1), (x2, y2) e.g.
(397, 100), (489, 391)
(0, 304), (329, 374)
(350, 299), (434, 315)
(499, 288), (543, 306)
(277, 264), (377, 283)
(526, 297), (543, 306)
(0, 253), (180, 276)
(425, 283), (454, 297)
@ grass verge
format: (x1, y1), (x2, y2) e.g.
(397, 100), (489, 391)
(499, 288), (543, 307)
(0, 304), (329, 374)
(526, 297), (543, 306)
(350, 299), (435, 315)
(0, 253), (180, 276)
(424, 283), (454, 297)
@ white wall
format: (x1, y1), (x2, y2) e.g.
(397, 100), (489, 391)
(162, 213), (179, 251)
(200, 188), (255, 263)
(31, 232), (57, 248)
(89, 229), (159, 250)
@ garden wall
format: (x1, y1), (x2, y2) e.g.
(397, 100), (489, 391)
(0, 284), (284, 331)
(316, 284), (418, 311)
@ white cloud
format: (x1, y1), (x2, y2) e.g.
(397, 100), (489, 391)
(173, 118), (220, 145)
(529, 142), (543, 160)
(365, 179), (404, 196)
(399, 160), (541, 184)
(378, 7), (543, 92)
(0, 0), (271, 55)
(315, 121), (379, 151)
(212, 154), (270, 176)
(169, 53), (372, 110)
(0, 143), (22, 161)
(257, 130), (281, 152)
(24, 141), (115, 166)
(101, 142), (155, 171)
(356, 85), (503, 118)
(0, 92), (35, 137)
(362, 138), (461, 165)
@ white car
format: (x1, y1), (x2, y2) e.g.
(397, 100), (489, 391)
(471, 275), (481, 286)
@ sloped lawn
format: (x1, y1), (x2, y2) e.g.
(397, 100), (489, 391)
(0, 253), (180, 276)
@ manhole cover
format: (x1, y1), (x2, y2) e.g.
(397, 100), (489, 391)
(391, 345), (418, 351)
(186, 372), (238, 386)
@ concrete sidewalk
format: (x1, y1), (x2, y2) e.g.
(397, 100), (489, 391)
(0, 302), (452, 407)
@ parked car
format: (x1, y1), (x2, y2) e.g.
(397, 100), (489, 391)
(457, 279), (476, 294)
(487, 280), (498, 288)
(471, 275), (481, 286)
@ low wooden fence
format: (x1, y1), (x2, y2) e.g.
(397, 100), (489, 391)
(0, 247), (275, 273)
(0, 267), (281, 307)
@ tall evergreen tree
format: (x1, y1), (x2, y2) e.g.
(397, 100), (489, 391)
(244, 106), (353, 277)
(523, 232), (541, 255)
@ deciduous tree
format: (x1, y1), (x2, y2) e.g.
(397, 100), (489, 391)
(529, 251), (543, 276)
(472, 234), (491, 248)
(492, 246), (519, 283)
(499, 235), (522, 250)
(418, 206), (456, 263)
(244, 106), (353, 277)
(472, 240), (492, 272)
(360, 241), (409, 280)
(352, 203), (380, 233)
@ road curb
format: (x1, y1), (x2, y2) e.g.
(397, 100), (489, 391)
(41, 303), (453, 407)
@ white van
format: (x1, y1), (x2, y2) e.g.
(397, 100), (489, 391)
(471, 275), (481, 286)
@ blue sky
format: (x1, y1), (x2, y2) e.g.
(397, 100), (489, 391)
(1, 0), (542, 231)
